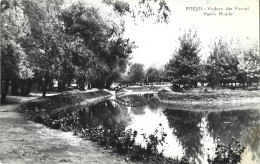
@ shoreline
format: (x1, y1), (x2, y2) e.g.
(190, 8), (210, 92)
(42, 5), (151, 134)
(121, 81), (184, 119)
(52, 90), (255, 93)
(15, 90), (112, 113)
(0, 90), (133, 164)
(158, 89), (260, 111)
(1, 88), (259, 163)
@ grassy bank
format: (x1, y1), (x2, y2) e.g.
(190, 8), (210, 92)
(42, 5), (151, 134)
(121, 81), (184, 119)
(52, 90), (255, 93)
(15, 90), (112, 122)
(158, 89), (260, 111)
(159, 88), (260, 101)
(17, 90), (111, 110)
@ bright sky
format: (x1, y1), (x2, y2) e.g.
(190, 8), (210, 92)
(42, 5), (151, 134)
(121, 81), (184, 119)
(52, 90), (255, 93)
(123, 0), (259, 69)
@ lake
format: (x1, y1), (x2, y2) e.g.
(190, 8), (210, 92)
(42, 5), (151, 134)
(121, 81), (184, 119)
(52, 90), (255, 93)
(77, 91), (260, 164)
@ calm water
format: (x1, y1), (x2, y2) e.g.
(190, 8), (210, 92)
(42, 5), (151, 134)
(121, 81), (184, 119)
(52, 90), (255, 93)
(78, 92), (260, 164)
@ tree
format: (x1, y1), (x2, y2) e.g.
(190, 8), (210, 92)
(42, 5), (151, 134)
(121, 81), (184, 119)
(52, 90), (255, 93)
(236, 71), (247, 89)
(103, 0), (171, 23)
(1, 0), (171, 102)
(61, 1), (135, 89)
(103, 37), (135, 88)
(128, 63), (145, 84)
(1, 0), (33, 103)
(146, 67), (160, 83)
(238, 44), (260, 88)
(18, 0), (68, 97)
(197, 61), (207, 86)
(206, 38), (240, 89)
(164, 29), (201, 90)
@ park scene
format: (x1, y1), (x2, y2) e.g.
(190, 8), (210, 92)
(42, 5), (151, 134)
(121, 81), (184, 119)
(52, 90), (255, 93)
(1, 0), (259, 164)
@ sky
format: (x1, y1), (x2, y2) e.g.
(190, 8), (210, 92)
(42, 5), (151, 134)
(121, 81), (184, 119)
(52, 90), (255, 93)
(123, 0), (259, 69)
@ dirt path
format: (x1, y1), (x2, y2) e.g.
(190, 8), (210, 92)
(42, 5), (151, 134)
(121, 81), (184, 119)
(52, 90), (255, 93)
(0, 96), (131, 164)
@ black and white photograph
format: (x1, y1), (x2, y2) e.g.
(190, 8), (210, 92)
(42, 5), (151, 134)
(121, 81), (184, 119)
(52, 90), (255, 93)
(1, 0), (259, 163)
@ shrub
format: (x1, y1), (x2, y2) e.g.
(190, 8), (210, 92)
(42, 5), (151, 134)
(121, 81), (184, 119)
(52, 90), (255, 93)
(207, 137), (246, 164)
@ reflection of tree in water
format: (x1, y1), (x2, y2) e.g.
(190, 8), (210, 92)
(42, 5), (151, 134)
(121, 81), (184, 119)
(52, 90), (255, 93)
(247, 125), (260, 162)
(78, 100), (130, 130)
(119, 94), (160, 114)
(120, 93), (154, 103)
(120, 93), (160, 110)
(207, 109), (260, 161)
(131, 105), (146, 115)
(163, 109), (204, 163)
(147, 98), (161, 111)
(143, 93), (154, 100)
(207, 110), (250, 141)
(142, 93), (161, 112)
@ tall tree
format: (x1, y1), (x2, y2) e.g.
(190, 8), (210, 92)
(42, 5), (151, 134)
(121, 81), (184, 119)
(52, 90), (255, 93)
(1, 0), (172, 101)
(146, 67), (160, 83)
(206, 38), (240, 89)
(1, 0), (33, 103)
(103, 0), (171, 23)
(61, 2), (134, 89)
(165, 29), (201, 90)
(127, 63), (145, 83)
(238, 44), (260, 87)
(19, 0), (66, 96)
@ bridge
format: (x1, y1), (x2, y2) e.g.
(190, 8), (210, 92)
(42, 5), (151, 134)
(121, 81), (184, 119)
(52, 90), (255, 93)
(112, 96), (159, 107)
(112, 83), (158, 92)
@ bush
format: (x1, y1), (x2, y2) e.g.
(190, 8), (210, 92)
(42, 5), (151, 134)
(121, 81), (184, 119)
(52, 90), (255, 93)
(207, 137), (246, 164)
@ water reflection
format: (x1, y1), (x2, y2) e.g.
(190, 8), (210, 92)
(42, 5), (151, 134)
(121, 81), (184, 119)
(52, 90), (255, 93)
(79, 100), (130, 129)
(207, 110), (260, 163)
(120, 93), (155, 101)
(115, 93), (159, 108)
(163, 109), (205, 163)
(76, 93), (260, 164)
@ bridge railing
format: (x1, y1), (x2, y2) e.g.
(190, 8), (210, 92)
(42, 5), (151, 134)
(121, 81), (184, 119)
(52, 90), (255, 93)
(112, 83), (158, 92)
(113, 97), (147, 107)
(112, 95), (159, 107)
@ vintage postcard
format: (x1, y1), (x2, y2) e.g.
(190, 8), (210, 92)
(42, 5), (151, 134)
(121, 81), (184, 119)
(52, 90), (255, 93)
(1, 0), (259, 164)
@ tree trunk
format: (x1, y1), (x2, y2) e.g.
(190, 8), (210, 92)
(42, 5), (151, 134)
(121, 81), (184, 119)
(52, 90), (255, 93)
(38, 78), (43, 91)
(1, 80), (10, 104)
(78, 82), (85, 90)
(21, 80), (26, 96)
(48, 79), (54, 91)
(42, 74), (50, 97)
(67, 78), (72, 88)
(62, 81), (66, 91)
(77, 76), (86, 91)
(248, 80), (251, 87)
(58, 80), (63, 92)
(57, 79), (67, 91)
(87, 83), (92, 90)
(193, 81), (198, 88)
(11, 79), (19, 95)
(25, 79), (33, 96)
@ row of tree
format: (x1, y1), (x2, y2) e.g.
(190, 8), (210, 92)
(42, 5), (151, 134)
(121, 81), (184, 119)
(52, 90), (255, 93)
(121, 63), (162, 84)
(1, 0), (171, 103)
(164, 30), (260, 90)
(123, 30), (259, 91)
(1, 0), (132, 102)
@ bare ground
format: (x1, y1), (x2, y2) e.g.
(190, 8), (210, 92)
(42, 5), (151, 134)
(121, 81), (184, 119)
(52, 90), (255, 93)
(0, 95), (132, 164)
